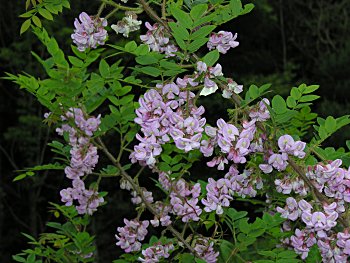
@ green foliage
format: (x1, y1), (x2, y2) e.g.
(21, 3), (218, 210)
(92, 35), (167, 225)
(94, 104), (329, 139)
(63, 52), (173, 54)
(13, 204), (95, 263)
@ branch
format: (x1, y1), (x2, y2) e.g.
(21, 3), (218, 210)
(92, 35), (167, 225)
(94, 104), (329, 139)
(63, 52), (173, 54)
(96, 138), (200, 257)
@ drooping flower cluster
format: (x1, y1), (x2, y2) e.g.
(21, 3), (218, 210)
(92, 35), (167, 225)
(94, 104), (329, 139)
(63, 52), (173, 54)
(275, 175), (309, 196)
(56, 108), (104, 215)
(130, 82), (206, 167)
(111, 12), (142, 37)
(71, 12), (108, 51)
(193, 237), (219, 263)
(169, 179), (202, 222)
(225, 166), (262, 198)
(196, 61), (224, 96)
(306, 159), (350, 210)
(116, 219), (149, 253)
(249, 98), (271, 122)
(140, 22), (177, 57)
(276, 197), (350, 261)
(259, 134), (306, 173)
(201, 118), (259, 167)
(138, 242), (174, 262)
(202, 178), (233, 214)
(207, 31), (239, 54)
(222, 78), (243, 98)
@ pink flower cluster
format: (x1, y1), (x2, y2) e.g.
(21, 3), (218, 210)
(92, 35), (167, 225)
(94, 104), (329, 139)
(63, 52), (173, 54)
(71, 12), (108, 52)
(225, 166), (262, 198)
(115, 219), (149, 253)
(140, 22), (177, 57)
(276, 197), (350, 261)
(275, 175), (308, 196)
(260, 134), (306, 173)
(222, 78), (243, 98)
(130, 82), (206, 167)
(306, 159), (350, 209)
(207, 31), (239, 54)
(249, 98), (271, 122)
(139, 242), (174, 263)
(157, 172), (202, 222)
(56, 108), (103, 215)
(201, 118), (258, 167)
(202, 178), (233, 215)
(193, 237), (219, 263)
(196, 61), (223, 96)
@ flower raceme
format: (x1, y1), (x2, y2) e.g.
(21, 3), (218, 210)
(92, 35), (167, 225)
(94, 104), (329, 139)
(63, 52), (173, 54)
(71, 12), (108, 51)
(111, 12), (142, 38)
(207, 31), (239, 54)
(140, 22), (177, 57)
(55, 108), (104, 215)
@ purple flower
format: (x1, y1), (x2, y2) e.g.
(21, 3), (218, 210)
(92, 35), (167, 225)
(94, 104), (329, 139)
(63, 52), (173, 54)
(202, 178), (233, 215)
(71, 12), (108, 51)
(268, 153), (288, 171)
(193, 237), (219, 263)
(139, 242), (174, 262)
(115, 219), (149, 253)
(140, 22), (177, 57)
(207, 31), (239, 54)
(276, 197), (299, 221)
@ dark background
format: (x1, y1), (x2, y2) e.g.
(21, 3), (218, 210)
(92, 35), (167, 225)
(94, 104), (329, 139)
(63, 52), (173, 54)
(1, 0), (350, 262)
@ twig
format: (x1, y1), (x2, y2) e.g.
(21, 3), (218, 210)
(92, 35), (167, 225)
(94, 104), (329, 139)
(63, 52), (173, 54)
(96, 138), (200, 257)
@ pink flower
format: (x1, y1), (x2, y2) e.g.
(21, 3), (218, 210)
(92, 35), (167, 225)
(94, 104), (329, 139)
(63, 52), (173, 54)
(207, 31), (239, 54)
(71, 12), (108, 51)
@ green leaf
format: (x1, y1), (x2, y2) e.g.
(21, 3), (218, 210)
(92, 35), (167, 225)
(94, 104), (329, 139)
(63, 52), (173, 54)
(258, 251), (277, 258)
(99, 59), (110, 78)
(158, 162), (172, 172)
(31, 15), (42, 27)
(278, 250), (298, 259)
(134, 44), (150, 55)
(68, 56), (84, 67)
(38, 8), (53, 20)
(238, 218), (250, 234)
(12, 255), (26, 262)
(299, 95), (320, 102)
(190, 25), (216, 40)
(135, 55), (159, 65)
(226, 208), (248, 221)
(202, 50), (219, 66)
(290, 87), (301, 99)
(190, 4), (208, 20)
(304, 85), (319, 94)
(20, 19), (31, 34)
(134, 66), (161, 77)
(125, 41), (137, 52)
(159, 60), (182, 70)
(325, 116), (337, 133)
(286, 96), (297, 108)
(219, 240), (235, 262)
(13, 174), (27, 182)
(168, 22), (190, 40)
(272, 95), (287, 114)
(161, 154), (172, 164)
(188, 38), (209, 52)
(249, 84), (259, 99)
(171, 6), (193, 28)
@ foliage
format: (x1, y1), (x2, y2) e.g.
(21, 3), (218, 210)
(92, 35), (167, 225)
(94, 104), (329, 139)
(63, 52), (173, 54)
(5, 0), (350, 262)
